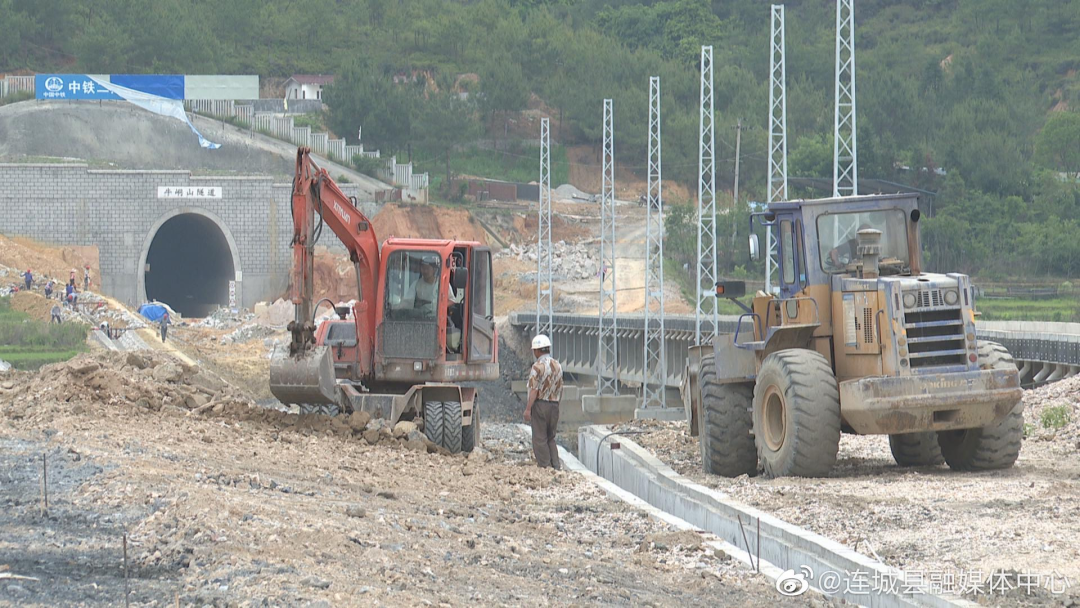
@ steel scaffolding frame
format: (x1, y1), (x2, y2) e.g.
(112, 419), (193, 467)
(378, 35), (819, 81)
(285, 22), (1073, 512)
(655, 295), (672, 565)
(833, 0), (858, 198)
(695, 46), (718, 345)
(643, 76), (667, 410)
(597, 99), (619, 395)
(766, 4), (788, 292)
(536, 118), (553, 339)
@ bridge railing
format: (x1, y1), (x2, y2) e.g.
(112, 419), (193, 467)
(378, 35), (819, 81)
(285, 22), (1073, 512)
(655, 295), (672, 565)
(508, 312), (1080, 389)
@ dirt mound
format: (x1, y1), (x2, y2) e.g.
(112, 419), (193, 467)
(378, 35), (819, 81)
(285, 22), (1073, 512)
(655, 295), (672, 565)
(10, 290), (57, 322)
(0, 350), (456, 455)
(512, 214), (590, 244)
(306, 247), (359, 305)
(373, 203), (488, 244)
(0, 234), (98, 289)
(0, 351), (249, 417)
(1023, 374), (1080, 443)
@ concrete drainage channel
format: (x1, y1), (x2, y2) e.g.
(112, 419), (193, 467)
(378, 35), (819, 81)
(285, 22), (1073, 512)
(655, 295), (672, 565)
(577, 425), (975, 608)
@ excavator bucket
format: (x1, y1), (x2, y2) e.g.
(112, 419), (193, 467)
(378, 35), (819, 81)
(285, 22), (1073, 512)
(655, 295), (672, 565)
(269, 346), (339, 406)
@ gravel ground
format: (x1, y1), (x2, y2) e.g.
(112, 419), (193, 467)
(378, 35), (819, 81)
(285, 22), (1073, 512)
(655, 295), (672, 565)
(0, 352), (815, 607)
(620, 381), (1080, 607)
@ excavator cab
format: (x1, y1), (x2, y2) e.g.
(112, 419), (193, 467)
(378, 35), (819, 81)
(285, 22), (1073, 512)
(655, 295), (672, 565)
(373, 239), (496, 378)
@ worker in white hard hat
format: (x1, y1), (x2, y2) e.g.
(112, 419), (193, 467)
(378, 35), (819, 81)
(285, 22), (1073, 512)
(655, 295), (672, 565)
(525, 334), (564, 469)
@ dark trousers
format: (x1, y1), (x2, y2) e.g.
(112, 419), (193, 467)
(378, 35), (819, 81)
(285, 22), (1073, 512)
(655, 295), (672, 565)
(160, 326), (168, 342)
(531, 400), (561, 469)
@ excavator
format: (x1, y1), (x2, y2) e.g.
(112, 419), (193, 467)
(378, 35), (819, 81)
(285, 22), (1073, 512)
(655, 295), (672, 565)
(269, 147), (498, 453)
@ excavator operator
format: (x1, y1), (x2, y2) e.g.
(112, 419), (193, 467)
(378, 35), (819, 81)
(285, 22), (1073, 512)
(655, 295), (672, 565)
(411, 257), (439, 316)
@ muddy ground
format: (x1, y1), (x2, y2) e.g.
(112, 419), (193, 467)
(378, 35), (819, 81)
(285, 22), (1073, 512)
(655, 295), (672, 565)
(0, 351), (814, 607)
(620, 379), (1080, 607)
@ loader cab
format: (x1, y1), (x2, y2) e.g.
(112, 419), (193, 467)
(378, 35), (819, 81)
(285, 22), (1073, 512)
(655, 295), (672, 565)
(736, 194), (957, 382)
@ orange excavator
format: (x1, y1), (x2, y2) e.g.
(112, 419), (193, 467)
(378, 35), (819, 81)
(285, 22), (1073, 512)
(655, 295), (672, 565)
(269, 148), (498, 453)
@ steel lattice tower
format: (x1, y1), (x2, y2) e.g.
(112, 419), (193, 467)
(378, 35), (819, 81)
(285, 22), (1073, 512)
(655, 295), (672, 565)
(766, 4), (788, 292)
(695, 46), (718, 345)
(833, 0), (858, 197)
(643, 76), (667, 410)
(536, 118), (553, 339)
(597, 100), (618, 396)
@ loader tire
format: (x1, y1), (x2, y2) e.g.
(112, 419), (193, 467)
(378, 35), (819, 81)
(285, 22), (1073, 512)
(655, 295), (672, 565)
(889, 432), (944, 467)
(752, 349), (841, 478)
(698, 354), (757, 477)
(462, 402), (480, 453)
(937, 342), (1023, 471)
(424, 400), (463, 455)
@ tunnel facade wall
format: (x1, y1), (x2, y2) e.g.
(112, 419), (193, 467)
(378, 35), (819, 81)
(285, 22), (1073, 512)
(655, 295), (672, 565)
(0, 163), (376, 310)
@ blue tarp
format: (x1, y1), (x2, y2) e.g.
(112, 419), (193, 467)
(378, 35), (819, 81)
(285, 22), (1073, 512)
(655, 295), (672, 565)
(139, 304), (168, 322)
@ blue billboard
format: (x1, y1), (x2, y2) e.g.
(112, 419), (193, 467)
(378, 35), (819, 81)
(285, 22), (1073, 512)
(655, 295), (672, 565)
(110, 74), (184, 99)
(36, 74), (185, 100)
(36, 74), (121, 100)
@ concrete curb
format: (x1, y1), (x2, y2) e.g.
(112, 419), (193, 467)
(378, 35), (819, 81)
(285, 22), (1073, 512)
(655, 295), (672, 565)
(577, 425), (976, 608)
(510, 424), (787, 583)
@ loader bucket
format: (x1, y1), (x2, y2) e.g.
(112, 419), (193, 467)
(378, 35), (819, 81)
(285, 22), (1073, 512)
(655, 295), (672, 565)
(269, 346), (339, 406)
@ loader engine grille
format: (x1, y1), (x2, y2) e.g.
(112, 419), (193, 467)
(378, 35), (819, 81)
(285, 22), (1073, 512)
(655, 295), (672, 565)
(381, 321), (438, 359)
(916, 288), (944, 308)
(903, 306), (966, 370)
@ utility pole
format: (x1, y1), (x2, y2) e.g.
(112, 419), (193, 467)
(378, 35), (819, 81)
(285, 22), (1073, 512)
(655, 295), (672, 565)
(732, 119), (743, 244)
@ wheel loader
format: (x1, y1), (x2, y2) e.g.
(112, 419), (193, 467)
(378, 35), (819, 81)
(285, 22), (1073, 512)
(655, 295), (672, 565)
(269, 148), (498, 453)
(683, 193), (1023, 477)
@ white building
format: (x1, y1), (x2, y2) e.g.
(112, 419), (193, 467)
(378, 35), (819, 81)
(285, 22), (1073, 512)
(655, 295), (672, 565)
(284, 74), (334, 101)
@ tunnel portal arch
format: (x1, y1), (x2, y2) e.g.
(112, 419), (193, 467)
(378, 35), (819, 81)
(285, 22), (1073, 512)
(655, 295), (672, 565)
(137, 208), (242, 318)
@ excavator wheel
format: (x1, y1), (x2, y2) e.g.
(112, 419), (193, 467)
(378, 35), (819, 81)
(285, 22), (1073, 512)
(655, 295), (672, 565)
(424, 401), (463, 454)
(462, 403), (480, 453)
(297, 404), (341, 417)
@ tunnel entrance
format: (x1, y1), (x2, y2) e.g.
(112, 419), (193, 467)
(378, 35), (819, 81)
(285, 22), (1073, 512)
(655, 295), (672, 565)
(144, 213), (235, 318)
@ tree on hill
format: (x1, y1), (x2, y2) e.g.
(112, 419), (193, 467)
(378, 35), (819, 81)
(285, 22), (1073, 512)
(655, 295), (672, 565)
(1037, 112), (1080, 177)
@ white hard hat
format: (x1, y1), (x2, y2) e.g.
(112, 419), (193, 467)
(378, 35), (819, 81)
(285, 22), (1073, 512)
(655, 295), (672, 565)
(532, 334), (552, 350)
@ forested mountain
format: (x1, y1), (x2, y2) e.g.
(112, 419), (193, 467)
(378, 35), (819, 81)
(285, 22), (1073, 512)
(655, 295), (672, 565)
(4, 0), (1080, 277)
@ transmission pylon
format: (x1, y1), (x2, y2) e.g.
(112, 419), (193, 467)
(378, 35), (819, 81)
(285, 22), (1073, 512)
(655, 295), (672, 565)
(766, 4), (788, 293)
(597, 100), (618, 396)
(833, 0), (857, 197)
(695, 46), (718, 345)
(643, 76), (667, 410)
(537, 118), (553, 339)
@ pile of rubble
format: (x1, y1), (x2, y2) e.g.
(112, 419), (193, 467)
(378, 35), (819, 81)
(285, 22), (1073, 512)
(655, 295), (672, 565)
(500, 241), (598, 282)
(0, 351), (248, 420)
(81, 292), (147, 330)
(253, 299), (294, 327)
(222, 323), (278, 344)
(193, 306), (254, 329)
(1022, 373), (1080, 444)
(0, 350), (459, 457)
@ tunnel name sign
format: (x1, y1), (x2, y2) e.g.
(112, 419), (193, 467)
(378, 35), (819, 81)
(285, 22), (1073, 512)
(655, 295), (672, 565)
(157, 187), (222, 199)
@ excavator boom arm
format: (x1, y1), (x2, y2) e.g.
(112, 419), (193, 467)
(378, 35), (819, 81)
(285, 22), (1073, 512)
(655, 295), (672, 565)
(271, 147), (379, 405)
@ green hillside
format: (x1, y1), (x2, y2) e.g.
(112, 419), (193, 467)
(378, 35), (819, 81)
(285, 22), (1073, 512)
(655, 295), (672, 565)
(4, 0), (1080, 278)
